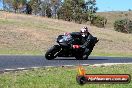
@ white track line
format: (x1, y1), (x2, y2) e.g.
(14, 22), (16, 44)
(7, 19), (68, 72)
(2, 63), (132, 73)
(93, 63), (132, 66)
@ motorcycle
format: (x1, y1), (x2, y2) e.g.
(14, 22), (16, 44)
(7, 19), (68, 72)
(45, 32), (98, 60)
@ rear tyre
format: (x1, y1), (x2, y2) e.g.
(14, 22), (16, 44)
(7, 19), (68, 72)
(45, 45), (60, 60)
(75, 49), (92, 60)
(82, 54), (89, 60)
(75, 54), (88, 60)
(75, 55), (83, 60)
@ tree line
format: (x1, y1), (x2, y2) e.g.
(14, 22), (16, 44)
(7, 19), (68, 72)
(2, 0), (107, 27)
(2, 0), (132, 33)
(3, 0), (62, 17)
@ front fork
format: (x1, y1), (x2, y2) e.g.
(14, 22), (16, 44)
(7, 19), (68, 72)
(54, 47), (62, 57)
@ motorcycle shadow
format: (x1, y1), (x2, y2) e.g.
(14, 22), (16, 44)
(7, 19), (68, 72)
(53, 58), (108, 60)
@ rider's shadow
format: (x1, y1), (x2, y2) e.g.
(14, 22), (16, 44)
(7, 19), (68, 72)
(53, 57), (108, 60)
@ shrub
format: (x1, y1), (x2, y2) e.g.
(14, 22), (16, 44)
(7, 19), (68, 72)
(114, 19), (132, 33)
(90, 15), (107, 28)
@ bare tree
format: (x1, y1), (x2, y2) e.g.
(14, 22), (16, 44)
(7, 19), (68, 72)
(40, 0), (50, 16)
(51, 0), (62, 18)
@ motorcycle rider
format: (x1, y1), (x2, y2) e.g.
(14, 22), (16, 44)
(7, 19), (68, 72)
(80, 27), (98, 56)
(64, 27), (98, 55)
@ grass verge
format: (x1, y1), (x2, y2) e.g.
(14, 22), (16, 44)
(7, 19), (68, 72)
(0, 49), (41, 55)
(0, 64), (132, 88)
(0, 49), (132, 57)
(91, 51), (132, 57)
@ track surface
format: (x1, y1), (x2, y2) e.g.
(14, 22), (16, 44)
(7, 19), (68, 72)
(0, 55), (132, 70)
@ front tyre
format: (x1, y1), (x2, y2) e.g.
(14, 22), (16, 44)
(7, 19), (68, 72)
(45, 45), (60, 60)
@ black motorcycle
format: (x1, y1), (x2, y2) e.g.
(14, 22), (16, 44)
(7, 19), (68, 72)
(45, 32), (98, 60)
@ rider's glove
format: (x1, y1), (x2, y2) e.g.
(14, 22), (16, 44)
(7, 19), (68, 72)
(72, 45), (80, 49)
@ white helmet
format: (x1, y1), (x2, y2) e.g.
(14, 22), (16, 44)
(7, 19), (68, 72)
(80, 27), (89, 37)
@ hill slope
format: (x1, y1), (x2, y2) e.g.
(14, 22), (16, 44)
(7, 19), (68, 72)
(97, 11), (132, 28)
(0, 11), (132, 56)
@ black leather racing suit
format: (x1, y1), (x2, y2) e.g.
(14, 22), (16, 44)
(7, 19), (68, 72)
(81, 33), (98, 56)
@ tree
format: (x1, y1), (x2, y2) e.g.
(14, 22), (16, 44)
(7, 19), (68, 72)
(57, 0), (73, 21)
(12, 0), (19, 13)
(29, 0), (40, 15)
(46, 6), (52, 17)
(51, 0), (62, 18)
(25, 3), (32, 14)
(57, 0), (98, 23)
(19, 0), (27, 9)
(20, 0), (27, 5)
(40, 0), (51, 16)
(3, 0), (27, 12)
(85, 0), (98, 13)
(72, 0), (85, 23)
(3, 0), (13, 11)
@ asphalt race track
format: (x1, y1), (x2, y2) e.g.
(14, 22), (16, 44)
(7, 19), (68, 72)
(0, 55), (132, 70)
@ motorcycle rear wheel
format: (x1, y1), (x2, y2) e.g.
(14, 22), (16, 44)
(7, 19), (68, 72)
(75, 54), (88, 60)
(75, 50), (92, 60)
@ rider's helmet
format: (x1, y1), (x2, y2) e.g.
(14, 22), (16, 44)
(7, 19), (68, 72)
(80, 27), (89, 37)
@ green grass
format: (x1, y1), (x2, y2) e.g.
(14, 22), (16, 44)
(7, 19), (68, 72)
(0, 49), (41, 55)
(0, 18), (64, 31)
(0, 64), (132, 88)
(0, 18), (20, 24)
(0, 18), (48, 30)
(0, 48), (132, 57)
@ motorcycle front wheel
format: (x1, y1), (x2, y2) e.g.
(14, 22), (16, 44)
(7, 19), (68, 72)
(45, 45), (61, 60)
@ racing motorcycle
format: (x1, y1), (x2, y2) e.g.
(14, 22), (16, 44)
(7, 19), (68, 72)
(45, 32), (99, 60)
